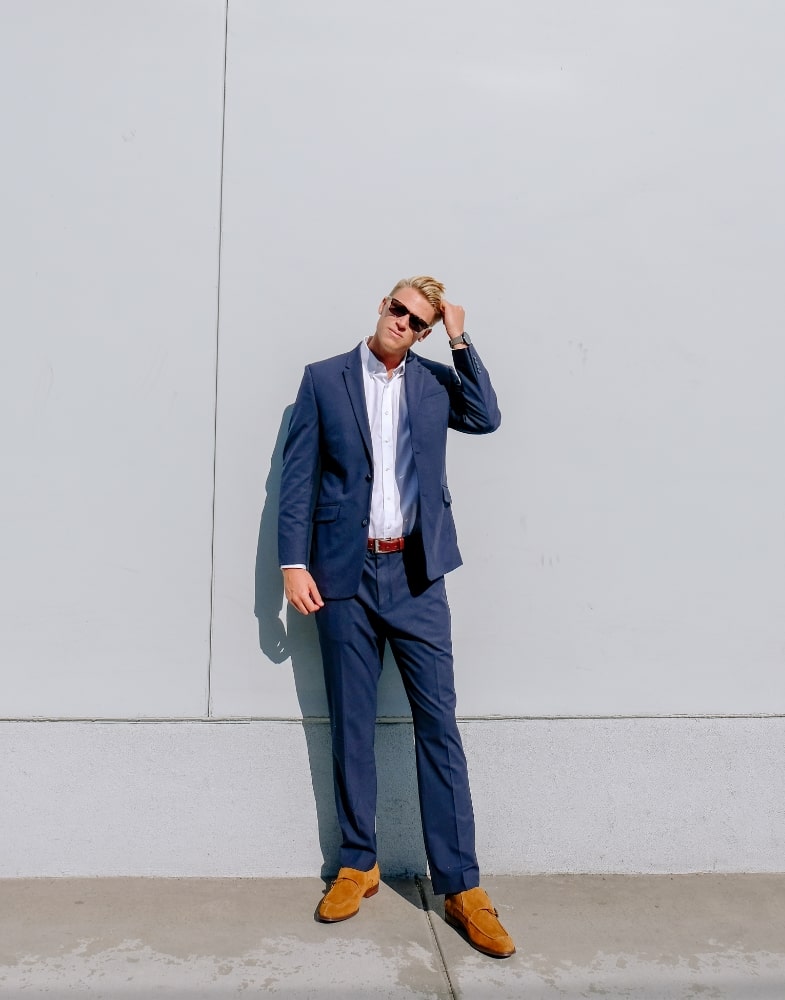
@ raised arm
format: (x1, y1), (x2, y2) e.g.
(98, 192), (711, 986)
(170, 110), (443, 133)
(440, 299), (501, 435)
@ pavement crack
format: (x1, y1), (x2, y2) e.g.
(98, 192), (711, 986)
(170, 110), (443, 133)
(415, 875), (457, 1000)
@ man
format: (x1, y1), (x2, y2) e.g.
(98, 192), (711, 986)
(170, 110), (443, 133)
(278, 276), (514, 958)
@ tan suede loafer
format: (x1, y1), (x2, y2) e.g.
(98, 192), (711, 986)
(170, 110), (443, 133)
(316, 863), (380, 923)
(444, 886), (516, 958)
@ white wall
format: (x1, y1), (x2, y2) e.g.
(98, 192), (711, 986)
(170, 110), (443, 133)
(1, 2), (226, 717)
(2, 1), (784, 876)
(4, 718), (784, 877)
(214, 0), (785, 719)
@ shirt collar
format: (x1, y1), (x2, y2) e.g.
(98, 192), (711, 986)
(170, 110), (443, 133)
(361, 338), (406, 379)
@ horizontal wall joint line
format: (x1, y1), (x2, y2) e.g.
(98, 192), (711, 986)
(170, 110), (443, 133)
(1, 714), (784, 725)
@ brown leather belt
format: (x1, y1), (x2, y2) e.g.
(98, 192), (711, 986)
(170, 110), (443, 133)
(367, 536), (405, 554)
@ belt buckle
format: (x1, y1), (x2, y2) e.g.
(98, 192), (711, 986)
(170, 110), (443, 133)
(370, 537), (399, 553)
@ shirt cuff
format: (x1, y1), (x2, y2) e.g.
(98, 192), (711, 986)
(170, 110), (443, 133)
(280, 564), (307, 570)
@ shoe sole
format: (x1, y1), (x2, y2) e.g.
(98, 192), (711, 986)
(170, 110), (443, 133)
(444, 912), (516, 958)
(315, 882), (379, 923)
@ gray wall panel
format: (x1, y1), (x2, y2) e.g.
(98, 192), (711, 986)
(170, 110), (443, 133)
(3, 717), (783, 876)
(211, 1), (785, 717)
(0, 2), (226, 716)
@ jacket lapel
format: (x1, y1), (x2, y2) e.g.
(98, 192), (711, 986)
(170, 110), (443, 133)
(343, 346), (372, 461)
(403, 350), (426, 419)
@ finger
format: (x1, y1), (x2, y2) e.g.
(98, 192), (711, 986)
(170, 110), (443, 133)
(301, 594), (320, 613)
(291, 594), (316, 615)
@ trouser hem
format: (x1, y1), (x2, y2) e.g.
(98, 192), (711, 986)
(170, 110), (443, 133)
(339, 850), (378, 873)
(431, 871), (481, 896)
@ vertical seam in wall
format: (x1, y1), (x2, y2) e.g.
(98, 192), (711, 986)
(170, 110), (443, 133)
(207, 0), (230, 719)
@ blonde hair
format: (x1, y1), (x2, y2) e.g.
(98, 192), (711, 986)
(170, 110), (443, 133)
(389, 275), (445, 326)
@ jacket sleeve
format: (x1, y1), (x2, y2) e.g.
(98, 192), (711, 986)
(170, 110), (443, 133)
(445, 344), (502, 434)
(278, 366), (320, 567)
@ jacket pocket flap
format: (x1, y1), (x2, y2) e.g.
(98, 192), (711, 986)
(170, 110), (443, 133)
(312, 504), (340, 523)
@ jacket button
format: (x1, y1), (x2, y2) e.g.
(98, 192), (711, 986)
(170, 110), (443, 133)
(365, 474), (372, 482)
(361, 518), (368, 526)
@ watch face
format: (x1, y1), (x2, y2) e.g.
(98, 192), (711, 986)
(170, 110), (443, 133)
(462, 332), (472, 346)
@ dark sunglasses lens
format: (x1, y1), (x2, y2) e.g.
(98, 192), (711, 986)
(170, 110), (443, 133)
(389, 299), (427, 333)
(388, 299), (406, 317)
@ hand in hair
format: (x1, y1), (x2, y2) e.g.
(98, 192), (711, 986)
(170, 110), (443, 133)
(441, 300), (467, 347)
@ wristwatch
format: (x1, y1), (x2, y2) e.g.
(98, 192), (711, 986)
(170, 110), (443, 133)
(448, 332), (472, 348)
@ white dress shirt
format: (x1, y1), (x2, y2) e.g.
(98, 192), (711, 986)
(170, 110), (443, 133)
(360, 338), (419, 539)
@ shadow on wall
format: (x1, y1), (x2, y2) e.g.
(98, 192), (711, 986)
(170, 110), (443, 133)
(254, 405), (427, 879)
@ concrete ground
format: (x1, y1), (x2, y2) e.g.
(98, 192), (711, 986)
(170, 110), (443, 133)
(1, 875), (784, 999)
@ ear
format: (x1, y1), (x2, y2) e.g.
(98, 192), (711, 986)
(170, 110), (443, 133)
(418, 327), (432, 342)
(378, 298), (387, 316)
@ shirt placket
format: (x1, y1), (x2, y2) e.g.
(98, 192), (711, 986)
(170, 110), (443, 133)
(380, 376), (396, 537)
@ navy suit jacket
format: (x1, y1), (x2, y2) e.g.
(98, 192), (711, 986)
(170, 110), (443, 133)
(278, 342), (501, 599)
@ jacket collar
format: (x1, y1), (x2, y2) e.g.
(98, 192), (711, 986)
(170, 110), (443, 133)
(343, 345), (427, 460)
(343, 345), (372, 460)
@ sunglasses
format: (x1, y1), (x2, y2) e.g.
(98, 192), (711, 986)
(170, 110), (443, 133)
(387, 297), (432, 335)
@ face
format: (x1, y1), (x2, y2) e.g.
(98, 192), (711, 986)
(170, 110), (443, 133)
(369, 286), (437, 360)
